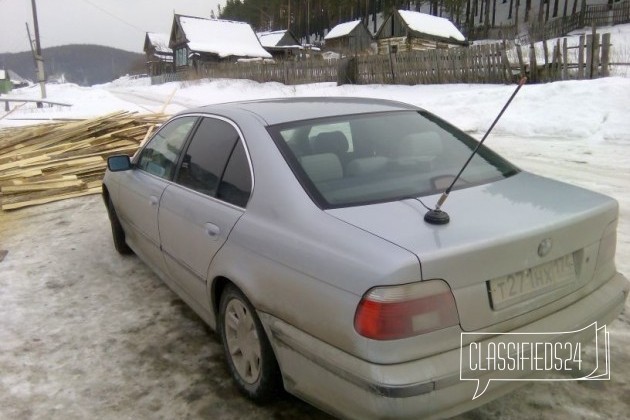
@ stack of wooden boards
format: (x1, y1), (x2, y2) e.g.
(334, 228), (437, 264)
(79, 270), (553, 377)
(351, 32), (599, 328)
(0, 111), (167, 211)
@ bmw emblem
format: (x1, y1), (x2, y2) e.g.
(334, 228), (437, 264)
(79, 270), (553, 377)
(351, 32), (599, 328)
(538, 238), (553, 257)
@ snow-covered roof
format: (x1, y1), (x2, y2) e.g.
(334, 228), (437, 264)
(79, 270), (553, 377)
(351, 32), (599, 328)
(179, 16), (272, 59)
(146, 32), (171, 54)
(258, 31), (285, 48)
(325, 20), (362, 40)
(398, 10), (465, 42)
(8, 70), (30, 84)
(257, 30), (301, 49)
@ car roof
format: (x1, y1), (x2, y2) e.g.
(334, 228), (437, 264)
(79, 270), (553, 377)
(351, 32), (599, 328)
(182, 97), (421, 126)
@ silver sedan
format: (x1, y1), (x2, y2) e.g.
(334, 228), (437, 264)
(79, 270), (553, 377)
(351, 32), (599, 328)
(102, 97), (628, 419)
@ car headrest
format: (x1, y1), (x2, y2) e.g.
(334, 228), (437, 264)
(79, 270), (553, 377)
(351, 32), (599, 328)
(399, 132), (443, 157)
(312, 131), (349, 155)
(346, 157), (389, 177)
(299, 153), (343, 183)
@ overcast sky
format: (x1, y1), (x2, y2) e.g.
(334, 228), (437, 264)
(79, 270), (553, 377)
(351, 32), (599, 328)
(0, 0), (225, 54)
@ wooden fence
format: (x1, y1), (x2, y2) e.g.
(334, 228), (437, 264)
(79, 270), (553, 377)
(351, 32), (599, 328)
(356, 44), (512, 85)
(612, 0), (630, 23)
(151, 30), (612, 87)
(199, 58), (337, 85)
(511, 29), (612, 83)
(468, 0), (630, 44)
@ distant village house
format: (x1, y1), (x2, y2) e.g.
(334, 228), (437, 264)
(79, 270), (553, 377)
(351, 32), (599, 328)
(169, 14), (271, 70)
(0, 70), (11, 94)
(376, 10), (468, 54)
(144, 32), (173, 76)
(324, 20), (373, 54)
(0, 69), (29, 94)
(257, 30), (302, 59)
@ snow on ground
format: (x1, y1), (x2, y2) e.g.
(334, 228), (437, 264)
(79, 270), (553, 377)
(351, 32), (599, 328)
(1, 27), (630, 419)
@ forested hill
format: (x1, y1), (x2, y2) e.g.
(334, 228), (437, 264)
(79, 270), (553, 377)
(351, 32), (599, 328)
(0, 45), (145, 87)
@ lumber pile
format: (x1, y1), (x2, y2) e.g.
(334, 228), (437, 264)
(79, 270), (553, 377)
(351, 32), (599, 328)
(0, 111), (167, 211)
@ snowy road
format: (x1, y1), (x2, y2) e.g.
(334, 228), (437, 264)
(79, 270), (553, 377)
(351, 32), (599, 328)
(0, 133), (628, 419)
(1, 75), (629, 418)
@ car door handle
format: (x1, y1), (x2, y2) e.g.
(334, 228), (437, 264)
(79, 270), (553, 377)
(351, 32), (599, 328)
(204, 223), (221, 239)
(149, 195), (159, 207)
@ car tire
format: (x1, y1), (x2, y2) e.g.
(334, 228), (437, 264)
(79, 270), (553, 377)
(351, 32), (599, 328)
(106, 197), (133, 255)
(219, 284), (282, 403)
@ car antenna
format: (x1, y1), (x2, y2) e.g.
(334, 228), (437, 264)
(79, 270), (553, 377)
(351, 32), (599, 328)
(424, 77), (528, 225)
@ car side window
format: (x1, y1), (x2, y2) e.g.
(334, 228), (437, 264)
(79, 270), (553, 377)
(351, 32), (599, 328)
(176, 117), (239, 197)
(218, 141), (252, 207)
(137, 117), (196, 179)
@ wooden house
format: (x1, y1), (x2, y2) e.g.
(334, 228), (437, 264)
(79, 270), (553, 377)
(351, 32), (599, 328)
(143, 32), (173, 76)
(324, 20), (373, 54)
(376, 10), (468, 54)
(257, 30), (302, 59)
(169, 14), (271, 70)
(0, 69), (12, 94)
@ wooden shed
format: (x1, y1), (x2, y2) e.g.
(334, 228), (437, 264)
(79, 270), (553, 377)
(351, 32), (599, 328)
(376, 10), (468, 54)
(257, 30), (302, 59)
(143, 32), (173, 76)
(169, 14), (271, 70)
(324, 20), (373, 54)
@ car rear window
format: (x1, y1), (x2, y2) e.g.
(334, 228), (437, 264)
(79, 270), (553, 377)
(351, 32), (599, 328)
(268, 111), (518, 208)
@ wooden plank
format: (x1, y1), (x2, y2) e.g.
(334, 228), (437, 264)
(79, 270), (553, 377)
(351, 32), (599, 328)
(0, 175), (77, 186)
(1, 179), (84, 193)
(2, 187), (102, 211)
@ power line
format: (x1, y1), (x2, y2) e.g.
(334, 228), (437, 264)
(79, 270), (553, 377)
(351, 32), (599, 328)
(78, 0), (147, 33)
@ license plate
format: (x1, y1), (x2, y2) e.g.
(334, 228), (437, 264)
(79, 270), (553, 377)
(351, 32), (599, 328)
(488, 254), (576, 309)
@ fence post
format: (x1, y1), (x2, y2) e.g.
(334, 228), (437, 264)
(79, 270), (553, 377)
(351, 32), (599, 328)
(592, 30), (601, 78)
(585, 32), (593, 78)
(562, 38), (569, 80)
(553, 40), (562, 80)
(601, 32), (611, 77)
(578, 34), (585, 79)
(516, 44), (526, 79)
(337, 57), (358, 85)
(387, 50), (397, 84)
(501, 45), (512, 83)
(542, 38), (550, 82)
(529, 43), (538, 83)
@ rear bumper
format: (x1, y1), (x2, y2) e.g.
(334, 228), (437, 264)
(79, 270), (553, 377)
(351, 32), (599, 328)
(261, 272), (629, 419)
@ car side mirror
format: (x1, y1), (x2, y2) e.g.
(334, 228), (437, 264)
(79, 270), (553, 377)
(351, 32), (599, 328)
(107, 155), (132, 172)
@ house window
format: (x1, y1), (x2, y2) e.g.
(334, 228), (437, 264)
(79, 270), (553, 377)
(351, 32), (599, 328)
(175, 47), (189, 67)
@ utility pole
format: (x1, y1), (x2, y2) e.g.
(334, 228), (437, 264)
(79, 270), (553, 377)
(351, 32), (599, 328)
(31, 0), (47, 106)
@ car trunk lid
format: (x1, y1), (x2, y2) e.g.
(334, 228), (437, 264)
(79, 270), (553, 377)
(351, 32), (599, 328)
(327, 172), (618, 331)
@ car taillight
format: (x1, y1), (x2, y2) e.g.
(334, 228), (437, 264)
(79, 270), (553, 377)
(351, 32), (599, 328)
(354, 280), (459, 340)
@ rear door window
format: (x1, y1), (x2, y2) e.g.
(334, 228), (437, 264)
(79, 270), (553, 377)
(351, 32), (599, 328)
(174, 117), (252, 207)
(176, 117), (239, 197)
